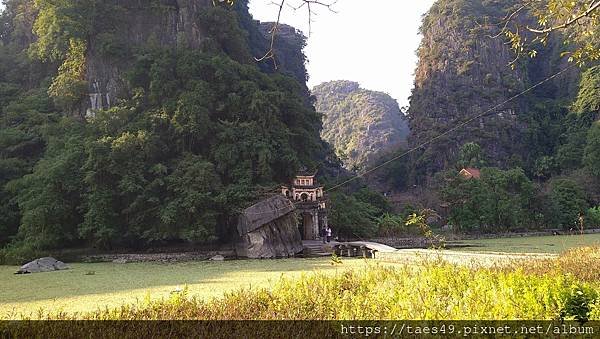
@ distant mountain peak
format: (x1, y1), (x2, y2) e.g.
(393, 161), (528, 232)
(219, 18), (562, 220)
(312, 80), (410, 171)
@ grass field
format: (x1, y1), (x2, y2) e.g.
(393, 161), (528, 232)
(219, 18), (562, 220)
(453, 233), (600, 254)
(2, 233), (599, 318)
(0, 249), (552, 318)
(0, 257), (393, 317)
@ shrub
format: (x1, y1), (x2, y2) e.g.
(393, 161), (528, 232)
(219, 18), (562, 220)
(560, 284), (598, 323)
(586, 206), (600, 228)
(0, 241), (48, 265)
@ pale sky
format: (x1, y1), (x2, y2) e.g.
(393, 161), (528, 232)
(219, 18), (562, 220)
(249, 0), (435, 107)
(0, 1), (435, 106)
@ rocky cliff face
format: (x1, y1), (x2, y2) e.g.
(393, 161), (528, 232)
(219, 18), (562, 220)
(4, 0), (310, 116)
(84, 0), (229, 115)
(258, 22), (309, 88)
(408, 0), (580, 176)
(313, 80), (409, 170)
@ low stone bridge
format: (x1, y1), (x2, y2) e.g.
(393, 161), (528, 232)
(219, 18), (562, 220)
(302, 240), (398, 258)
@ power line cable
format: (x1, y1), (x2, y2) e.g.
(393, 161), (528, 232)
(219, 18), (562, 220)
(324, 65), (575, 193)
(237, 65), (575, 215)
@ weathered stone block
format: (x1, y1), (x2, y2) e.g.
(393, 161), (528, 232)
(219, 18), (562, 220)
(235, 196), (303, 259)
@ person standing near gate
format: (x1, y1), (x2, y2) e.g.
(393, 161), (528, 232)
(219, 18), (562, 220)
(319, 227), (326, 244)
(325, 226), (332, 243)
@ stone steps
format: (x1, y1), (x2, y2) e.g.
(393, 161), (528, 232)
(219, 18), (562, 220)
(302, 241), (335, 257)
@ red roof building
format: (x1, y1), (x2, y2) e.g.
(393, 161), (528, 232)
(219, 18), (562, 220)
(459, 168), (481, 179)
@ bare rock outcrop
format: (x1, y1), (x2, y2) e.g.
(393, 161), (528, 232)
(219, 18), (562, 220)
(235, 195), (303, 259)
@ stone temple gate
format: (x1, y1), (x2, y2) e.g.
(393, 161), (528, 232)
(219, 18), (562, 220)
(281, 171), (328, 240)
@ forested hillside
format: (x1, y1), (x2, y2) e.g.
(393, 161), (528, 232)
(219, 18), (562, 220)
(1, 0), (599, 260)
(313, 81), (409, 171)
(404, 0), (600, 233)
(408, 0), (582, 177)
(0, 0), (338, 261)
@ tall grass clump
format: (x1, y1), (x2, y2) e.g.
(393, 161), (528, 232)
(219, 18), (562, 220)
(497, 246), (600, 282)
(212, 262), (596, 320)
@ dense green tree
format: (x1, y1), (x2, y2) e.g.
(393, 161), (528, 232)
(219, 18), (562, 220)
(442, 167), (535, 232)
(328, 191), (379, 239)
(0, 46), (58, 248)
(353, 187), (392, 215)
(549, 178), (588, 229)
(584, 122), (600, 177)
(7, 119), (86, 250)
(162, 156), (223, 242)
(457, 142), (485, 168)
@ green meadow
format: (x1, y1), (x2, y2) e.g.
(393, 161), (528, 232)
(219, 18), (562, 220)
(454, 233), (600, 254)
(0, 257), (395, 317)
(3, 234), (600, 320)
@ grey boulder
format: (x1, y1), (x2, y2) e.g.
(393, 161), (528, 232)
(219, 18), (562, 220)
(16, 257), (69, 274)
(235, 195), (303, 259)
(209, 255), (225, 261)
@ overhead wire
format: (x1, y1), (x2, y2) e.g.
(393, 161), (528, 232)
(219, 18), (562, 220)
(324, 65), (576, 193)
(234, 64), (575, 215)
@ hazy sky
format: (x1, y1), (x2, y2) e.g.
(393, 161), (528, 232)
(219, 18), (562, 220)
(249, 0), (436, 107)
(0, 1), (435, 106)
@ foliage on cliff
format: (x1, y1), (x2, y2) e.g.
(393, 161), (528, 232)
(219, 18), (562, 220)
(501, 0), (600, 66)
(0, 0), (334, 261)
(438, 65), (600, 233)
(313, 80), (409, 171)
(407, 0), (587, 180)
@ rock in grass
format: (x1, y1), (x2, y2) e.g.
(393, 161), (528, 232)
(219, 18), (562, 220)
(209, 255), (225, 261)
(15, 257), (69, 274)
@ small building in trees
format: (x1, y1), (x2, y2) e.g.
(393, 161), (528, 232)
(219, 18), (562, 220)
(459, 167), (481, 179)
(281, 170), (328, 240)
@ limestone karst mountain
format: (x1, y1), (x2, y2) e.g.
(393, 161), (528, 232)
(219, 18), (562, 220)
(407, 0), (581, 177)
(313, 80), (409, 171)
